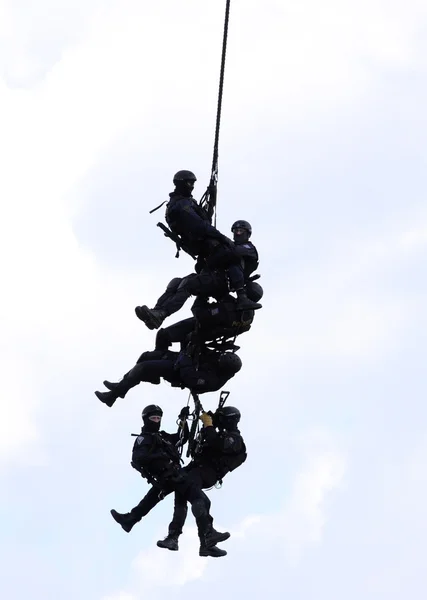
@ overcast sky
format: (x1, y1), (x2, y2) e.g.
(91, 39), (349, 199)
(1, 0), (427, 598)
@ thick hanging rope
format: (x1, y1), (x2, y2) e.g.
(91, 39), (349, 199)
(199, 0), (231, 227)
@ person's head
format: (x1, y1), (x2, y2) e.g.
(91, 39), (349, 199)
(215, 406), (241, 431)
(231, 220), (252, 243)
(217, 352), (242, 377)
(245, 281), (263, 302)
(173, 170), (197, 196)
(141, 404), (163, 433)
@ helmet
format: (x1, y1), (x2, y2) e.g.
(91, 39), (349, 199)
(141, 404), (163, 433)
(215, 406), (241, 431)
(245, 281), (263, 302)
(173, 170), (197, 184)
(231, 220), (252, 237)
(218, 352), (242, 376)
(231, 220), (252, 243)
(142, 404), (163, 419)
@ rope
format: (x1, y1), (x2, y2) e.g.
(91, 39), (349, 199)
(212, 0), (231, 187)
(200, 0), (232, 226)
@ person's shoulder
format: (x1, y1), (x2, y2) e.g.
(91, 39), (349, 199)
(134, 433), (153, 445)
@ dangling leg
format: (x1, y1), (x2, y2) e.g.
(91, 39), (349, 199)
(135, 274), (204, 330)
(111, 486), (171, 532)
(95, 360), (175, 407)
(135, 277), (182, 329)
(156, 491), (188, 551)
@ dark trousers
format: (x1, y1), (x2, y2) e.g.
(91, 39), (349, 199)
(129, 470), (213, 541)
(204, 244), (245, 291)
(155, 271), (229, 317)
(167, 465), (219, 537)
(115, 351), (179, 398)
(155, 318), (195, 350)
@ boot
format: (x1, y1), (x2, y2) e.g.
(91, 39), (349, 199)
(211, 528), (230, 543)
(199, 544), (227, 558)
(135, 306), (168, 330)
(235, 289), (262, 311)
(157, 534), (179, 551)
(110, 509), (138, 533)
(204, 528), (231, 547)
(95, 390), (118, 407)
(103, 380), (120, 391)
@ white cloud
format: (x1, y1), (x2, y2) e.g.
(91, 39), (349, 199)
(132, 526), (209, 587)
(103, 593), (138, 600)
(235, 428), (347, 566)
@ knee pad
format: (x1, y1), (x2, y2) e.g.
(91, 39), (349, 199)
(178, 274), (201, 295)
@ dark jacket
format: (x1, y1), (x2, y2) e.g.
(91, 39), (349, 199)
(193, 426), (247, 480)
(165, 193), (225, 251)
(131, 428), (186, 479)
(199, 239), (259, 281)
(234, 240), (259, 280)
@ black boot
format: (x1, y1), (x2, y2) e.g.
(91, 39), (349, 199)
(110, 509), (138, 533)
(235, 289), (262, 311)
(204, 528), (231, 547)
(135, 306), (168, 330)
(211, 528), (230, 543)
(199, 544), (227, 558)
(103, 380), (120, 391)
(95, 390), (118, 407)
(157, 534), (179, 551)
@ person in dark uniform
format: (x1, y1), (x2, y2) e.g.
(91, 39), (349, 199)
(164, 170), (232, 258)
(94, 346), (242, 407)
(110, 404), (229, 558)
(157, 405), (247, 552)
(154, 281), (263, 351)
(135, 218), (262, 330)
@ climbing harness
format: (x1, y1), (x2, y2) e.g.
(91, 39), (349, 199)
(186, 390), (230, 458)
(186, 391), (205, 458)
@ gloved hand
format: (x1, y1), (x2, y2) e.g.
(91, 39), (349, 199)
(179, 406), (190, 420)
(200, 412), (213, 427)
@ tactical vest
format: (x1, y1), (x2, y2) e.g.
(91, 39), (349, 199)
(196, 431), (247, 478)
(131, 431), (181, 475)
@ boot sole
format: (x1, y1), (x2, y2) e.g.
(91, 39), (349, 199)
(199, 550), (227, 558)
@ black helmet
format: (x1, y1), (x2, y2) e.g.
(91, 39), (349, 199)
(215, 406), (241, 431)
(231, 220), (252, 236)
(141, 404), (163, 433)
(218, 352), (242, 376)
(231, 220), (252, 243)
(173, 170), (197, 184)
(245, 281), (263, 302)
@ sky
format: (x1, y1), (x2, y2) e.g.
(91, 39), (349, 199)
(1, 0), (427, 598)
